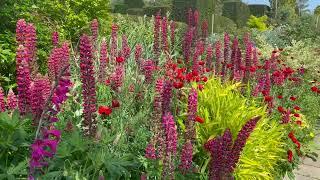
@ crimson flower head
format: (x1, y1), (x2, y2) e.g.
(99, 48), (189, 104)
(296, 120), (302, 126)
(198, 61), (205, 66)
(277, 106), (285, 113)
(294, 106), (301, 111)
(201, 76), (208, 82)
(111, 99), (120, 108)
(311, 86), (318, 92)
(290, 96), (297, 101)
(294, 113), (300, 117)
(105, 79), (111, 86)
(173, 81), (184, 89)
(277, 95), (283, 99)
(264, 96), (273, 102)
(195, 116), (204, 123)
(116, 56), (125, 63)
(287, 150), (293, 163)
(198, 84), (204, 91)
(98, 106), (112, 116)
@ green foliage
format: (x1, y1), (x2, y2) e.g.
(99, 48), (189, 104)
(172, 0), (197, 22)
(0, 111), (33, 179)
(222, 1), (250, 27)
(249, 4), (270, 17)
(143, 6), (172, 17)
(0, 37), (16, 90)
(195, 78), (286, 179)
(315, 6), (320, 16)
(247, 15), (269, 31)
(124, 0), (144, 8)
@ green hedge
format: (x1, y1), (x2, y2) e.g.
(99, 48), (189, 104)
(172, 0), (196, 22)
(223, 1), (250, 27)
(249, 4), (271, 17)
(124, 0), (144, 8)
(143, 6), (171, 17)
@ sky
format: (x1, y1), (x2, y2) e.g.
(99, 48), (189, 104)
(243, 0), (320, 12)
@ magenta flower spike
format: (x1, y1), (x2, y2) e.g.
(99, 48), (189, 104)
(98, 39), (108, 83)
(52, 31), (59, 47)
(0, 87), (6, 112)
(91, 19), (99, 43)
(7, 89), (18, 111)
(161, 17), (168, 52)
(16, 19), (27, 45)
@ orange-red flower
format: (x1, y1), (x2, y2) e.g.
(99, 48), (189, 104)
(198, 84), (204, 91)
(277, 95), (283, 99)
(195, 116), (204, 123)
(98, 106), (112, 116)
(277, 106), (285, 113)
(293, 113), (300, 117)
(296, 120), (302, 126)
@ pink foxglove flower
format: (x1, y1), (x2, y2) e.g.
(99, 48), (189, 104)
(153, 13), (161, 58)
(91, 19), (99, 43)
(111, 65), (124, 92)
(24, 23), (37, 63)
(111, 24), (118, 59)
(170, 21), (175, 49)
(16, 19), (26, 45)
(52, 31), (59, 47)
(142, 59), (155, 83)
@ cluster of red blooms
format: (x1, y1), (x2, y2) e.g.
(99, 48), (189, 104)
(98, 99), (120, 117)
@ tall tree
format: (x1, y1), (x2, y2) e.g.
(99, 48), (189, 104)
(315, 5), (320, 16)
(297, 0), (309, 16)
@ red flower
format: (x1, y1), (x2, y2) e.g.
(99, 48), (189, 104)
(111, 100), (120, 108)
(277, 106), (285, 113)
(205, 68), (210, 72)
(294, 113), (300, 117)
(294, 106), (301, 111)
(290, 96), (297, 101)
(226, 64), (232, 68)
(264, 96), (273, 102)
(192, 70), (199, 76)
(105, 79), (111, 86)
(287, 150), (293, 163)
(198, 61), (205, 66)
(173, 81), (184, 89)
(311, 86), (318, 92)
(198, 84), (204, 91)
(98, 106), (112, 116)
(296, 120), (302, 126)
(249, 66), (257, 72)
(116, 56), (125, 63)
(195, 116), (204, 123)
(277, 95), (283, 99)
(288, 131), (294, 139)
(201, 76), (208, 82)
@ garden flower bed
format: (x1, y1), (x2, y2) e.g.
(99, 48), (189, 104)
(0, 9), (319, 180)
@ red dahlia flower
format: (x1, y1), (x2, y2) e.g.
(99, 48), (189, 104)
(296, 120), (302, 126)
(311, 86), (318, 92)
(277, 95), (283, 99)
(294, 106), (301, 111)
(290, 96), (297, 101)
(98, 106), (112, 116)
(277, 106), (285, 113)
(264, 96), (273, 102)
(173, 81), (184, 89)
(116, 56), (125, 63)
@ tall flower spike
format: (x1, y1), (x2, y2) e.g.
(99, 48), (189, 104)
(25, 23), (37, 62)
(98, 39), (108, 83)
(0, 87), (6, 112)
(230, 37), (239, 80)
(80, 34), (98, 137)
(182, 27), (194, 65)
(170, 21), (175, 50)
(7, 89), (17, 111)
(161, 17), (168, 52)
(231, 116), (261, 170)
(111, 24), (118, 60)
(111, 65), (124, 92)
(222, 33), (230, 78)
(91, 19), (99, 43)
(201, 20), (208, 39)
(192, 40), (204, 74)
(243, 42), (252, 84)
(206, 44), (213, 70)
(30, 75), (51, 123)
(16, 19), (26, 45)
(162, 112), (178, 179)
(161, 81), (172, 114)
(16, 45), (32, 115)
(48, 47), (62, 81)
(52, 31), (59, 47)
(134, 44), (143, 67)
(215, 41), (222, 75)
(153, 13), (161, 59)
(179, 140), (193, 173)
(121, 35), (131, 60)
(142, 59), (155, 83)
(186, 88), (198, 140)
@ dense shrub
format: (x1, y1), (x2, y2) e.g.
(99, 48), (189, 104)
(222, 1), (250, 27)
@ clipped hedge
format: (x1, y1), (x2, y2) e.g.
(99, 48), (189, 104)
(223, 1), (250, 27)
(249, 4), (271, 17)
(172, 0), (196, 22)
(143, 5), (171, 17)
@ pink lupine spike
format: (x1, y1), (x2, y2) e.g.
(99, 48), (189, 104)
(230, 37), (239, 80)
(134, 44), (143, 67)
(243, 42), (252, 84)
(98, 39), (108, 83)
(16, 19), (27, 45)
(201, 20), (208, 39)
(206, 44), (213, 70)
(80, 34), (98, 137)
(121, 35), (131, 60)
(25, 23), (37, 62)
(0, 87), (6, 112)
(170, 21), (175, 49)
(142, 59), (155, 83)
(153, 13), (161, 59)
(221, 33), (230, 78)
(16, 45), (32, 115)
(179, 140), (193, 173)
(111, 65), (124, 92)
(111, 24), (118, 60)
(7, 89), (18, 111)
(52, 31), (59, 47)
(91, 19), (99, 43)
(215, 41), (222, 76)
(161, 17), (168, 52)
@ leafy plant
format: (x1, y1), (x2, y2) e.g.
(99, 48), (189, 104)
(247, 15), (268, 31)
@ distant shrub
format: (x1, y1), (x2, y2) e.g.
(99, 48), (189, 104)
(223, 1), (250, 27)
(143, 6), (171, 17)
(247, 15), (268, 31)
